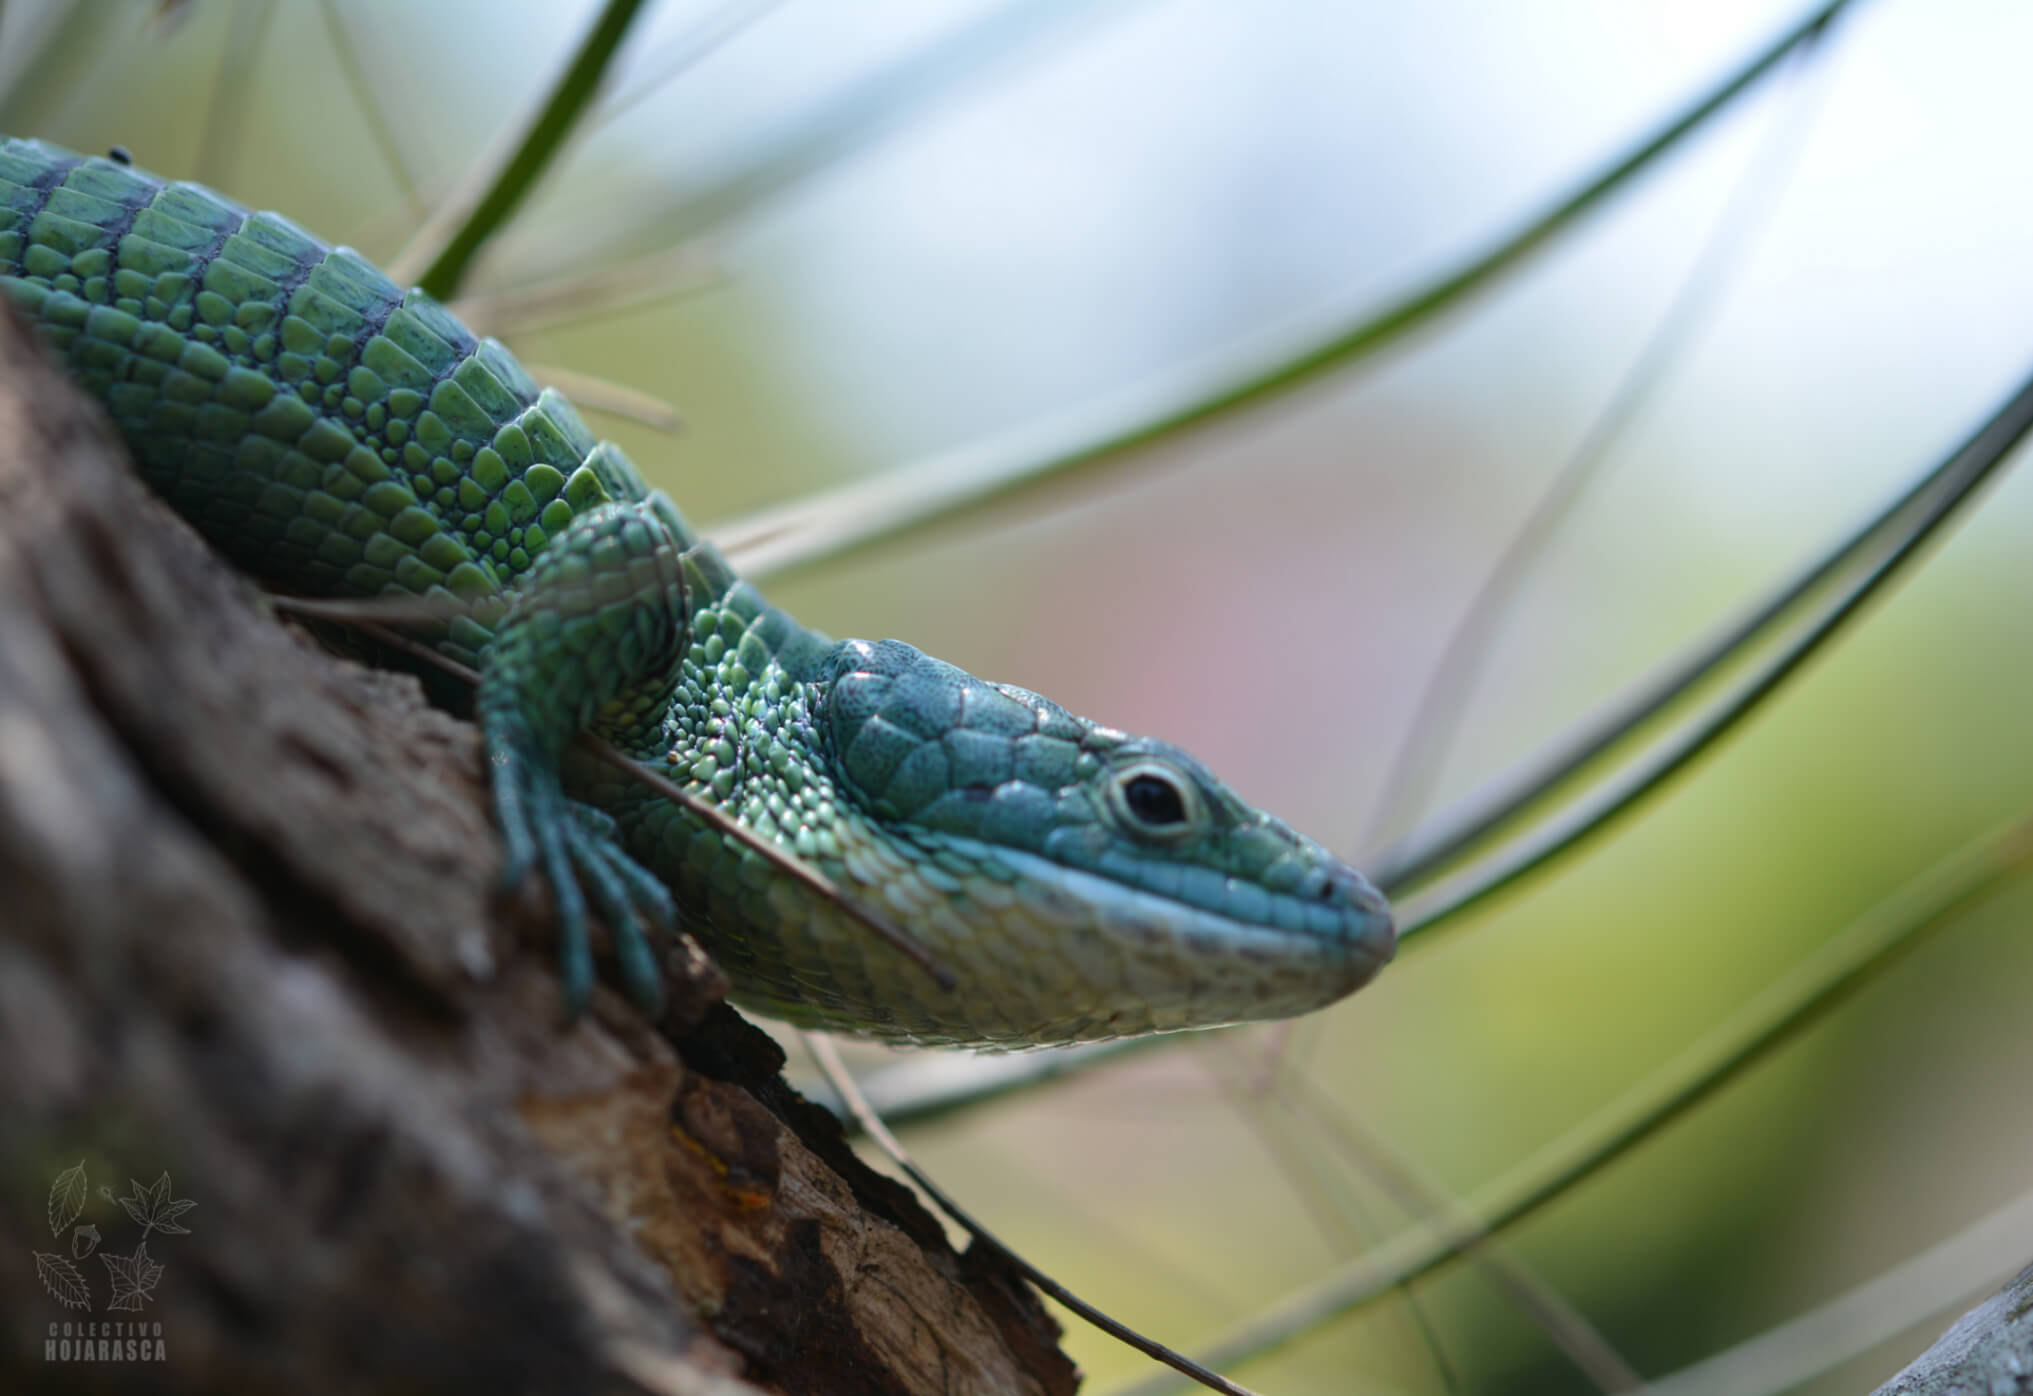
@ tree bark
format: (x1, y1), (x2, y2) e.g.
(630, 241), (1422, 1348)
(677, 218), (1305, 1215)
(0, 309), (1078, 1396)
(1871, 1262), (2033, 1396)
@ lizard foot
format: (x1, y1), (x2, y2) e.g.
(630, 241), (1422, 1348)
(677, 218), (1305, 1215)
(493, 723), (675, 1019)
(478, 498), (693, 1020)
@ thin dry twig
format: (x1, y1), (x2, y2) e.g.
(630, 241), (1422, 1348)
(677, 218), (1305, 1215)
(803, 1033), (1268, 1396)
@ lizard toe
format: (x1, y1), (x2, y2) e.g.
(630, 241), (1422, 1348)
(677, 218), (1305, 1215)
(566, 802), (670, 1019)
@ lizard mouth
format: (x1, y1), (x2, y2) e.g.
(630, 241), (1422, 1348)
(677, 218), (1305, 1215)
(707, 824), (1398, 1048)
(896, 841), (1397, 1044)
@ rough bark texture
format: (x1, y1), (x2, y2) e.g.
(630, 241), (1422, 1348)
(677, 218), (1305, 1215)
(1872, 1262), (2033, 1396)
(0, 309), (1078, 1396)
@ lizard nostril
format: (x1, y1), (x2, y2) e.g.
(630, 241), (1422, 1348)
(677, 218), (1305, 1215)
(1312, 864), (1360, 905)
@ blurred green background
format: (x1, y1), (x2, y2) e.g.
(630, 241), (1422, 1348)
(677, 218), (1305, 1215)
(6, 1), (2032, 1390)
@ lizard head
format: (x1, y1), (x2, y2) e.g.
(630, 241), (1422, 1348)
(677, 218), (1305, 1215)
(810, 639), (1395, 1045)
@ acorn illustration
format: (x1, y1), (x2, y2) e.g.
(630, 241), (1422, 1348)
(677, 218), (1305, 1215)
(71, 1224), (99, 1259)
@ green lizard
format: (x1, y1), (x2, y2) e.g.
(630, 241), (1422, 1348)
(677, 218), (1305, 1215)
(0, 137), (1394, 1047)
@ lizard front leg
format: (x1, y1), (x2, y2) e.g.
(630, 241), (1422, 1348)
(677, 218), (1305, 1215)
(478, 495), (690, 1018)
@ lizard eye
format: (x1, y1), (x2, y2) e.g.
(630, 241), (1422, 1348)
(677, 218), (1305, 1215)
(1123, 774), (1186, 825)
(1108, 762), (1201, 840)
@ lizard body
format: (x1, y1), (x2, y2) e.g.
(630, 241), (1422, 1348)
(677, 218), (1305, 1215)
(0, 137), (1393, 1046)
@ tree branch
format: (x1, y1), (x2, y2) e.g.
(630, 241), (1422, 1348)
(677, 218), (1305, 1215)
(1871, 1262), (2033, 1396)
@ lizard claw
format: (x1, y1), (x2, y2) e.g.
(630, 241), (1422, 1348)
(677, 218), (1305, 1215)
(490, 715), (672, 1021)
(566, 800), (674, 1016)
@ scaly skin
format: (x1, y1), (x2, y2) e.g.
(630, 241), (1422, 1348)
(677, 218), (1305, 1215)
(0, 138), (1395, 1046)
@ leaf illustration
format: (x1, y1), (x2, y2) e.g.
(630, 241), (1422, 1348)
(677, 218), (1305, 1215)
(101, 1241), (164, 1312)
(34, 1252), (91, 1310)
(116, 1173), (195, 1237)
(71, 1223), (100, 1259)
(47, 1161), (86, 1237)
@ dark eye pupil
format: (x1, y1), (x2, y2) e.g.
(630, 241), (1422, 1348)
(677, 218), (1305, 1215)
(1123, 774), (1187, 825)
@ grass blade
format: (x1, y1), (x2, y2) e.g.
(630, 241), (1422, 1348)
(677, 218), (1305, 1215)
(1266, 1068), (1646, 1393)
(191, 0), (275, 190)
(821, 1037), (1155, 1129)
(485, 0), (1136, 295)
(316, 0), (429, 225)
(1645, 1187), (2033, 1396)
(627, 0), (1143, 246)
(0, 1), (106, 130)
(805, 1034), (1270, 1396)
(400, 0), (652, 299)
(716, 0), (1859, 582)
(1382, 357), (2033, 939)
(831, 350), (2033, 1133)
(514, 360), (683, 432)
(1111, 815), (2033, 1393)
(1189, 1041), (1472, 1394)
(450, 239), (721, 337)
(1361, 26), (1835, 851)
(587, 0), (784, 131)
